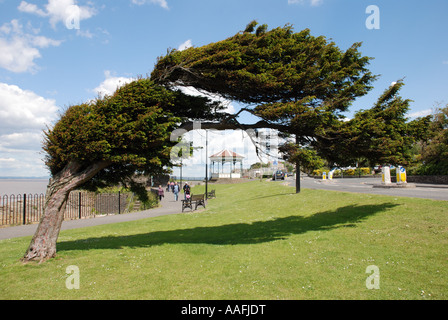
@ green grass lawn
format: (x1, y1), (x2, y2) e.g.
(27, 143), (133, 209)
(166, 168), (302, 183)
(1, 180), (447, 300)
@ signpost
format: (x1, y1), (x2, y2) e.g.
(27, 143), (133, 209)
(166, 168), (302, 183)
(396, 166), (407, 184)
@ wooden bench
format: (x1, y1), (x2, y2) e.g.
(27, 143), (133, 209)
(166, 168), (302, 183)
(182, 194), (206, 212)
(207, 189), (216, 199)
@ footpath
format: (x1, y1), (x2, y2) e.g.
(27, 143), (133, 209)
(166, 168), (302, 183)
(0, 191), (185, 241)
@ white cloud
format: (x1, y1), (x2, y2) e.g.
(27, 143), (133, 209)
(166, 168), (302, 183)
(408, 109), (433, 119)
(0, 19), (61, 73)
(0, 83), (59, 177)
(0, 149), (49, 177)
(0, 83), (59, 134)
(17, 1), (47, 16)
(76, 28), (94, 39)
(288, 0), (323, 6)
(18, 0), (97, 29)
(131, 0), (169, 10)
(93, 71), (135, 98)
(0, 132), (44, 151)
(0, 37), (40, 73)
(177, 86), (236, 114)
(178, 39), (192, 51)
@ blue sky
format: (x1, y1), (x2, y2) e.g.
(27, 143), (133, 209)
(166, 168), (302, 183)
(0, 0), (447, 178)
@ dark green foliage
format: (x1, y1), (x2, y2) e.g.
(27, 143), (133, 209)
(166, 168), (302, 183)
(347, 80), (415, 165)
(244, 20), (258, 33)
(279, 142), (325, 174)
(316, 81), (431, 167)
(152, 21), (377, 177)
(43, 78), (219, 194)
(413, 105), (448, 175)
(44, 80), (178, 175)
(152, 22), (376, 109)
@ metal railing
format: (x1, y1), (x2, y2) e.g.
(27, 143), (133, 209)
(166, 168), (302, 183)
(0, 191), (133, 226)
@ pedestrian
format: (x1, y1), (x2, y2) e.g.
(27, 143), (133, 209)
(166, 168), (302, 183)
(158, 185), (164, 201)
(170, 181), (175, 192)
(183, 182), (191, 200)
(173, 182), (180, 201)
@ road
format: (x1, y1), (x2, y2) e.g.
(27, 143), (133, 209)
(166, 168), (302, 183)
(286, 176), (448, 201)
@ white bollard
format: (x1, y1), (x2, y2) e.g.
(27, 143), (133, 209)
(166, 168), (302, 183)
(382, 166), (391, 184)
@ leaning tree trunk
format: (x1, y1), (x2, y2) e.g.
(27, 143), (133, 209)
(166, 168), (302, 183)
(22, 161), (110, 263)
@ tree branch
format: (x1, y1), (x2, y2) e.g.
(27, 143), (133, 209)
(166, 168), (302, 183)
(178, 119), (288, 132)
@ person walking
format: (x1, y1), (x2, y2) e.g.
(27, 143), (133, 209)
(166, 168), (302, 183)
(158, 185), (164, 201)
(183, 182), (191, 200)
(173, 182), (180, 201)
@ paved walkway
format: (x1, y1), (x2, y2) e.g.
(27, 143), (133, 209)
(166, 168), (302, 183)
(289, 177), (448, 201)
(0, 191), (187, 241)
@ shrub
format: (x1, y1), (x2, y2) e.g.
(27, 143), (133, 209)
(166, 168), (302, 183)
(344, 169), (355, 175)
(142, 191), (158, 209)
(360, 167), (371, 175)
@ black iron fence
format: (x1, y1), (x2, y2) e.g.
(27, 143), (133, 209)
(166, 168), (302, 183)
(0, 191), (133, 226)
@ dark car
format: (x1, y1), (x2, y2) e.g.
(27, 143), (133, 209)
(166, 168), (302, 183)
(272, 170), (285, 180)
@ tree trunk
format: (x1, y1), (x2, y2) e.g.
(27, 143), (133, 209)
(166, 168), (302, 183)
(22, 161), (110, 263)
(295, 135), (301, 194)
(295, 162), (301, 194)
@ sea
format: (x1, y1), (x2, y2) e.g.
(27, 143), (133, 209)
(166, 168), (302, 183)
(0, 179), (50, 196)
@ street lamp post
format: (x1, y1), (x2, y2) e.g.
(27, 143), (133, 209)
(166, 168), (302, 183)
(205, 130), (208, 199)
(180, 158), (183, 190)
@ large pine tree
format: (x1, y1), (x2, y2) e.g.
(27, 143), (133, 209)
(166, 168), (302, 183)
(152, 21), (377, 191)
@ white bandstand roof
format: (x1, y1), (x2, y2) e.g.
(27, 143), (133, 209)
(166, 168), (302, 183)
(209, 149), (244, 162)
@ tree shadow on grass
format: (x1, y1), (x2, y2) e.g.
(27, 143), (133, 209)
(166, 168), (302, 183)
(58, 203), (398, 252)
(238, 192), (297, 202)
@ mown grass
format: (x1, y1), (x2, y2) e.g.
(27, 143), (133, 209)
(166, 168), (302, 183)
(0, 180), (447, 300)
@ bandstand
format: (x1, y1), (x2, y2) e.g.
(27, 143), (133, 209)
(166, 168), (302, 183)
(209, 149), (244, 179)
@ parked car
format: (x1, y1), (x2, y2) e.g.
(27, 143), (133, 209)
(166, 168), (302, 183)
(272, 170), (285, 180)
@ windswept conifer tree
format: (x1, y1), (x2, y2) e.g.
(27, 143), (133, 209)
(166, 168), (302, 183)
(152, 21), (377, 191)
(23, 79), (221, 262)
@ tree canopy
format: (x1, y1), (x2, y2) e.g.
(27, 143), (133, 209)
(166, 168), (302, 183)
(43, 79), (221, 193)
(413, 105), (448, 175)
(311, 80), (421, 167)
(25, 78), (222, 261)
(152, 20), (377, 191)
(152, 21), (376, 113)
